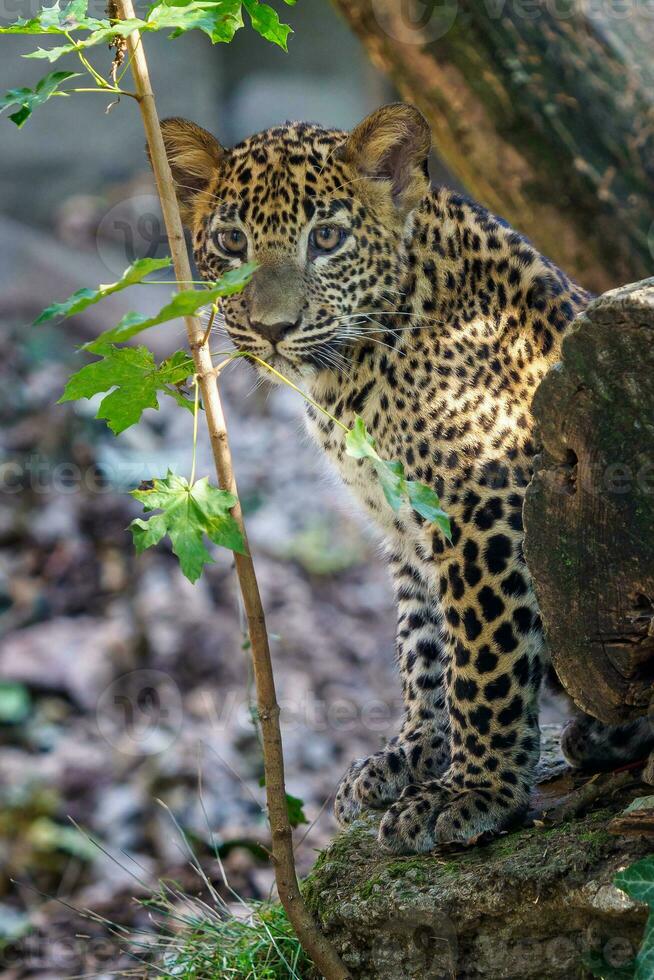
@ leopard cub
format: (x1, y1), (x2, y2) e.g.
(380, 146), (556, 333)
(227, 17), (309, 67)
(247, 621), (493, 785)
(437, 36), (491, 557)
(161, 103), (654, 853)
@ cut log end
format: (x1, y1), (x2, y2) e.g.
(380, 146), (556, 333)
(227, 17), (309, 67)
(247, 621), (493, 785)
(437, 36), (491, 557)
(524, 278), (654, 723)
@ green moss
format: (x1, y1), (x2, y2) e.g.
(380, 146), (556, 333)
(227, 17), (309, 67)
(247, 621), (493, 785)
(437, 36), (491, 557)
(304, 801), (630, 927)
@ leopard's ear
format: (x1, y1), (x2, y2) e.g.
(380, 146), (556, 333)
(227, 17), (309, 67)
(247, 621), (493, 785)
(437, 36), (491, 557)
(154, 118), (224, 225)
(336, 103), (431, 211)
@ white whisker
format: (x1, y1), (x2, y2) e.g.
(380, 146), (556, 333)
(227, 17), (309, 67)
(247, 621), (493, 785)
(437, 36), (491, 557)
(336, 328), (403, 355)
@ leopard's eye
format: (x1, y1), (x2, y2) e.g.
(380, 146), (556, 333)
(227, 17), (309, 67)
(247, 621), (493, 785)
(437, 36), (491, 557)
(217, 228), (247, 255)
(309, 225), (346, 255)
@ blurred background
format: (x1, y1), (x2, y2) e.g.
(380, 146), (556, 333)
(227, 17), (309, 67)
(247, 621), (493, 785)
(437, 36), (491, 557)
(1, 0), (652, 974)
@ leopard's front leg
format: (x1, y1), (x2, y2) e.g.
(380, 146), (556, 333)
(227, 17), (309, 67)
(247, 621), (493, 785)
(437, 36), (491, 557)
(379, 530), (545, 853)
(334, 551), (450, 825)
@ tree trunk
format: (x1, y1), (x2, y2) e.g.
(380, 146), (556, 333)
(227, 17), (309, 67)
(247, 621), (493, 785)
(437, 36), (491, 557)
(523, 278), (654, 725)
(332, 0), (654, 294)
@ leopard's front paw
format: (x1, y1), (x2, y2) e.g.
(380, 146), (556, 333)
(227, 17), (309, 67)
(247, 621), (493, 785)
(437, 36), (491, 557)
(356, 729), (450, 807)
(334, 746), (414, 826)
(334, 731), (450, 826)
(353, 745), (415, 807)
(378, 778), (528, 854)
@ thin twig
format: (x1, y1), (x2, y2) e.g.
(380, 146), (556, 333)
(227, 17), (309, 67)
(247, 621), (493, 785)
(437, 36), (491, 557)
(189, 374), (199, 485)
(543, 770), (637, 825)
(201, 303), (219, 346)
(113, 5), (350, 976)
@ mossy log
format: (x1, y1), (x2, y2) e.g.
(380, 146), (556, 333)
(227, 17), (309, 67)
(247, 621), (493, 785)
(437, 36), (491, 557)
(332, 0), (654, 293)
(524, 279), (654, 724)
(304, 734), (650, 978)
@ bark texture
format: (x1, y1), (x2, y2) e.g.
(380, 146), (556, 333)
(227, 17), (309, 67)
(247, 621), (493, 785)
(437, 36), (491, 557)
(524, 279), (654, 724)
(332, 0), (654, 293)
(304, 731), (650, 978)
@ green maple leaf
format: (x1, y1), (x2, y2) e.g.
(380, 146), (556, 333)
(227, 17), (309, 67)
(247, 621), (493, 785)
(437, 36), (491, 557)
(149, 0), (293, 47)
(130, 471), (246, 582)
(284, 791), (309, 828)
(345, 415), (451, 540)
(243, 0), (292, 49)
(407, 480), (452, 541)
(258, 777), (308, 828)
(84, 262), (256, 350)
(24, 18), (146, 60)
(33, 256), (172, 325)
(58, 345), (195, 434)
(148, 0), (244, 43)
(0, 70), (80, 127)
(345, 415), (379, 462)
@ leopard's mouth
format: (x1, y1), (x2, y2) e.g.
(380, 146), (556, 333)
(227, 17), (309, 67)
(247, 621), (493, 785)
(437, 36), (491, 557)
(241, 348), (310, 387)
(223, 318), (330, 382)
(264, 350), (298, 371)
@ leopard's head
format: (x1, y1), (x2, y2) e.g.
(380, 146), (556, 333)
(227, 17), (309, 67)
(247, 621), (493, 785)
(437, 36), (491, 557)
(160, 103), (431, 381)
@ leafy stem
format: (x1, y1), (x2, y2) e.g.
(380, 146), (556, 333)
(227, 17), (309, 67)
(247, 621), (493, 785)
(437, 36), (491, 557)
(65, 30), (139, 98)
(237, 351), (349, 432)
(68, 85), (137, 97)
(65, 30), (107, 87)
(201, 303), (220, 347)
(190, 374), (200, 486)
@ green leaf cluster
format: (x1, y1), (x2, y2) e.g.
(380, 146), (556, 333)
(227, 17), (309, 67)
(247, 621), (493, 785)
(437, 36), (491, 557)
(34, 255), (254, 348)
(41, 257), (257, 581)
(34, 256), (172, 324)
(85, 262), (255, 349)
(345, 415), (452, 541)
(0, 0), (98, 37)
(58, 344), (195, 434)
(0, 69), (80, 126)
(0, 0), (296, 67)
(130, 471), (246, 582)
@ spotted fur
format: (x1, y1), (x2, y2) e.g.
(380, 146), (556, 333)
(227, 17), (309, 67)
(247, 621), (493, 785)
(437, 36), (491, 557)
(161, 104), (654, 853)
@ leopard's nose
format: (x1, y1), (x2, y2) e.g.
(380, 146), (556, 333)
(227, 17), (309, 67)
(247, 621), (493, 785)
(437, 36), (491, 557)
(250, 318), (300, 345)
